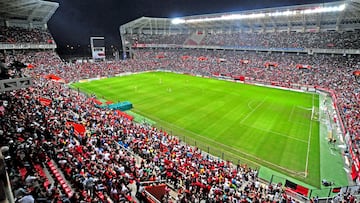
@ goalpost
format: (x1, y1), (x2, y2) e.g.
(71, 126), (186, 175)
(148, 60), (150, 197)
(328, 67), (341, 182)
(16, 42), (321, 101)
(311, 97), (320, 122)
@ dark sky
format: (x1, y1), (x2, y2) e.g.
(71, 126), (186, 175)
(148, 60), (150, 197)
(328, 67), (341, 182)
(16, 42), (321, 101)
(47, 0), (338, 54)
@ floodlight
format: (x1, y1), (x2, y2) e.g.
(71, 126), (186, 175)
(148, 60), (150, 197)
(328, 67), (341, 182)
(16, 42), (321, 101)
(303, 4), (346, 14)
(171, 3), (346, 25)
(221, 13), (265, 20)
(269, 10), (297, 17)
(171, 18), (185, 24)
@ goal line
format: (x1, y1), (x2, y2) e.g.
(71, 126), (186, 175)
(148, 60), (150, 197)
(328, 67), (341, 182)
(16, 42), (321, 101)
(311, 106), (320, 121)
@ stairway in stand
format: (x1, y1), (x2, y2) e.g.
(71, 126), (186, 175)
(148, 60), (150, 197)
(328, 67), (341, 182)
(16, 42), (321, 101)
(45, 158), (74, 198)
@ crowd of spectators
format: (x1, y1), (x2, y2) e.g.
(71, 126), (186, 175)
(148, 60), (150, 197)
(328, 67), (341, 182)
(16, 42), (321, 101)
(1, 43), (359, 203)
(200, 31), (360, 49)
(0, 26), (54, 44)
(0, 50), (320, 203)
(5, 48), (357, 147)
(0, 15), (358, 203)
(124, 30), (360, 50)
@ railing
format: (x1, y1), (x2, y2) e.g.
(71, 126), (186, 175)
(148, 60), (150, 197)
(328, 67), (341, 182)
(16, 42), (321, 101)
(143, 190), (162, 203)
(131, 43), (360, 55)
(0, 43), (56, 50)
(0, 149), (15, 203)
(0, 77), (33, 92)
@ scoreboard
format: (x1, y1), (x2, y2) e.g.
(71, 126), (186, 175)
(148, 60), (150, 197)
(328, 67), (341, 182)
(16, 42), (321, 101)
(90, 37), (105, 61)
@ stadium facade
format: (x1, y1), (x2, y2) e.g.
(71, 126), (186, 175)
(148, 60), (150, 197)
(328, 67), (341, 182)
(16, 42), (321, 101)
(120, 0), (360, 58)
(0, 0), (58, 92)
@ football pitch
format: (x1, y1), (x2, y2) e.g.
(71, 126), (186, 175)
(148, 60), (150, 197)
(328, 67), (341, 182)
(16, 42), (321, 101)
(72, 71), (322, 186)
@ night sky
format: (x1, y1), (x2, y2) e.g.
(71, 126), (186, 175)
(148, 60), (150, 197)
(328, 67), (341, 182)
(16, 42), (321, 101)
(46, 0), (338, 55)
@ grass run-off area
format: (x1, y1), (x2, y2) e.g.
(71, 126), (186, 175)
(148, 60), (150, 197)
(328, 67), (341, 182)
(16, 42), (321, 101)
(72, 71), (321, 187)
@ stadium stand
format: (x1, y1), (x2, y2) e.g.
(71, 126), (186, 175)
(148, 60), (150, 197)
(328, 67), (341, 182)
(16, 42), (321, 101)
(124, 31), (360, 50)
(119, 9), (360, 203)
(1, 47), (359, 202)
(0, 58), (291, 203)
(0, 26), (55, 44)
(200, 31), (360, 49)
(1, 0), (360, 203)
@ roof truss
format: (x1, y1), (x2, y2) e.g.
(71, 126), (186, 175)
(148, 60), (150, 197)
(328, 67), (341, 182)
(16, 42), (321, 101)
(0, 0), (59, 24)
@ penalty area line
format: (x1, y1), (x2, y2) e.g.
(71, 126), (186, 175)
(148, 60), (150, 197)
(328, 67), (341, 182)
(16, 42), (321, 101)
(240, 97), (268, 124)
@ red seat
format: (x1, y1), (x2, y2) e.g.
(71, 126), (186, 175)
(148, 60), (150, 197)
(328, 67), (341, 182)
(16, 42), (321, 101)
(66, 191), (73, 198)
(59, 179), (65, 185)
(19, 168), (27, 180)
(64, 187), (72, 197)
(38, 171), (46, 177)
(51, 167), (56, 172)
(35, 167), (46, 177)
(44, 181), (50, 188)
(63, 186), (70, 192)
(54, 172), (61, 177)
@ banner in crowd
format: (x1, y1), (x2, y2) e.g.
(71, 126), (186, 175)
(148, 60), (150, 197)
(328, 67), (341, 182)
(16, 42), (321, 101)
(132, 43), (146, 48)
(27, 64), (35, 69)
(351, 163), (358, 181)
(232, 75), (245, 81)
(284, 179), (309, 197)
(354, 70), (360, 83)
(197, 56), (207, 61)
(66, 122), (86, 137)
(90, 98), (103, 105)
(348, 139), (360, 180)
(156, 54), (165, 59)
(115, 110), (134, 121)
(353, 70), (360, 76)
(39, 97), (51, 106)
(181, 55), (190, 60)
(44, 74), (65, 83)
(296, 64), (312, 69)
(240, 59), (250, 64)
(264, 62), (278, 68)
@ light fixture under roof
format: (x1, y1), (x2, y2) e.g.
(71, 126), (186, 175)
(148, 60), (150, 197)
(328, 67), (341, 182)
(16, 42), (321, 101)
(171, 3), (346, 25)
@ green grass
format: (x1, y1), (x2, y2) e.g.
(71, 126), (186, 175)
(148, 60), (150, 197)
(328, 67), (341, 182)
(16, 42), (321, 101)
(72, 71), (321, 186)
